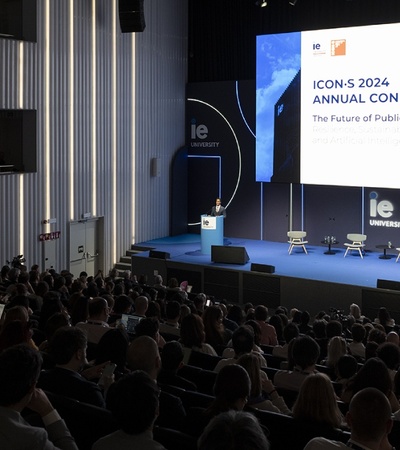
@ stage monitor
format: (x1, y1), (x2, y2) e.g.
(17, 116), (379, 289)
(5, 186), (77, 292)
(256, 22), (400, 189)
(377, 279), (400, 291)
(211, 246), (249, 265)
(149, 250), (170, 259)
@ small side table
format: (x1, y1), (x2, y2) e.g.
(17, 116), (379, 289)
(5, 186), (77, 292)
(322, 239), (339, 255)
(376, 244), (395, 260)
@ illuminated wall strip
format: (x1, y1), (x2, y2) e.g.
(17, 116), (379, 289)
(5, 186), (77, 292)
(91, 0), (97, 215)
(131, 33), (135, 243)
(69, 0), (75, 219)
(44, 0), (50, 230)
(18, 42), (24, 252)
(112, 0), (117, 263)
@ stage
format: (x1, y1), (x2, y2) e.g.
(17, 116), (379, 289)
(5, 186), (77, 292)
(131, 234), (400, 319)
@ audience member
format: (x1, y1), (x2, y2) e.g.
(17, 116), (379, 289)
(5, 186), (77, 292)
(321, 336), (348, 368)
(0, 319), (37, 352)
(292, 372), (343, 429)
(133, 295), (149, 317)
(254, 305), (278, 346)
(0, 344), (78, 450)
(377, 342), (400, 381)
(134, 317), (166, 349)
(179, 314), (218, 356)
(237, 353), (290, 414)
(76, 297), (112, 344)
(375, 307), (395, 332)
(92, 370), (166, 450)
(274, 335), (320, 391)
(341, 357), (400, 412)
(158, 300), (181, 337)
(272, 322), (299, 359)
(203, 305), (232, 349)
(348, 323), (366, 361)
(124, 335), (186, 430)
(198, 410), (270, 450)
(157, 340), (197, 391)
(214, 326), (267, 372)
(38, 327), (109, 407)
(335, 354), (359, 385)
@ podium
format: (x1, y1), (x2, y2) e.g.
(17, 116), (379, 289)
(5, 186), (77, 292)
(201, 214), (224, 254)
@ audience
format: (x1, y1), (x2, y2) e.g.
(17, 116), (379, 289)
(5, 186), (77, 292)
(305, 387), (393, 450)
(254, 305), (278, 346)
(179, 313), (218, 356)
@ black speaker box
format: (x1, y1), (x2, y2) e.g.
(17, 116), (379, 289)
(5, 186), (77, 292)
(119, 0), (146, 33)
(377, 279), (400, 291)
(211, 246), (249, 265)
(251, 263), (275, 274)
(149, 250), (170, 259)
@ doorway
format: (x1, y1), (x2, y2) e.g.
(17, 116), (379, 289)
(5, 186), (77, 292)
(69, 218), (104, 277)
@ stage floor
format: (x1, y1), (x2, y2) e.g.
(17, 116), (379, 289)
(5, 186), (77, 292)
(133, 234), (400, 289)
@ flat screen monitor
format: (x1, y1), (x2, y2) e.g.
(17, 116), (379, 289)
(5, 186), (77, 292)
(256, 22), (400, 189)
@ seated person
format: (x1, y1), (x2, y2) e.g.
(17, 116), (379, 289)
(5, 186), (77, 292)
(92, 370), (166, 450)
(254, 305), (278, 346)
(0, 344), (78, 450)
(274, 335), (320, 392)
(76, 297), (112, 344)
(157, 340), (197, 391)
(122, 335), (186, 430)
(272, 322), (299, 360)
(158, 301), (181, 337)
(198, 410), (270, 450)
(38, 327), (110, 408)
(214, 326), (267, 373)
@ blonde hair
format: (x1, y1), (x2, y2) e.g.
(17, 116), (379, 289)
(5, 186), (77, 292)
(350, 303), (361, 320)
(292, 373), (342, 428)
(326, 336), (347, 368)
(237, 353), (262, 398)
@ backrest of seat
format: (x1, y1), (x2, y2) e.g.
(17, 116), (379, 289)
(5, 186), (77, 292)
(288, 231), (307, 239)
(347, 233), (367, 242)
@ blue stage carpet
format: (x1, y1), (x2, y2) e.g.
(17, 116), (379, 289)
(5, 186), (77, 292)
(134, 234), (400, 289)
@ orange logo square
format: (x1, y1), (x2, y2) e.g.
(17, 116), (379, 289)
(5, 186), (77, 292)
(331, 39), (346, 56)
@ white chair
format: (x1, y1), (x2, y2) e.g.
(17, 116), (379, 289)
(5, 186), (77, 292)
(287, 231), (308, 255)
(396, 248), (400, 262)
(344, 233), (367, 259)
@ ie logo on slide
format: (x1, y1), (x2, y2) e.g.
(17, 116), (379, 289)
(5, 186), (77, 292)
(331, 39), (346, 56)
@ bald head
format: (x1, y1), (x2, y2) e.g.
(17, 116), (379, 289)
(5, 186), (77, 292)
(347, 387), (392, 443)
(126, 335), (160, 379)
(134, 296), (149, 316)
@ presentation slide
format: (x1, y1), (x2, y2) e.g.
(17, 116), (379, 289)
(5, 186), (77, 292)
(256, 22), (400, 189)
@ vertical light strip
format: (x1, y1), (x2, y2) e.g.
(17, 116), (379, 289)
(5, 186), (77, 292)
(69, 0), (75, 219)
(111, 0), (117, 263)
(91, 0), (97, 215)
(131, 33), (135, 244)
(44, 0), (50, 230)
(18, 42), (24, 253)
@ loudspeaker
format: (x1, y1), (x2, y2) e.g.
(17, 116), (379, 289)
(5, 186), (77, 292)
(149, 250), (170, 259)
(377, 279), (400, 291)
(251, 263), (275, 274)
(119, 0), (146, 33)
(211, 246), (249, 265)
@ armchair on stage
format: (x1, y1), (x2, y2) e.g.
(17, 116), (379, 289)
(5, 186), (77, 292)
(344, 233), (367, 259)
(287, 231), (308, 255)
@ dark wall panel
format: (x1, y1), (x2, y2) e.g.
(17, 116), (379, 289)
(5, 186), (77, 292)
(303, 185), (362, 247)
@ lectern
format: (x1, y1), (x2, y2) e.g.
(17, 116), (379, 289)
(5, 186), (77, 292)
(201, 214), (224, 254)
